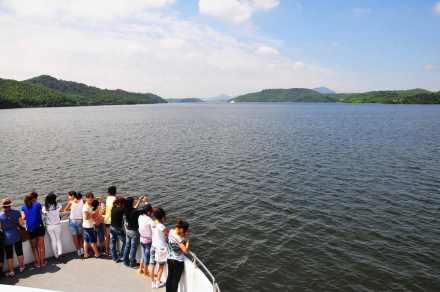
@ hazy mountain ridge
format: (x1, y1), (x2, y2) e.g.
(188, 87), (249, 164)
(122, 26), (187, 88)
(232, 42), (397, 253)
(166, 98), (205, 103)
(201, 94), (232, 102)
(313, 87), (336, 94)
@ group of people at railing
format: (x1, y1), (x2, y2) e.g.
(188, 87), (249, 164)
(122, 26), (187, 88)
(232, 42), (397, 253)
(0, 186), (190, 291)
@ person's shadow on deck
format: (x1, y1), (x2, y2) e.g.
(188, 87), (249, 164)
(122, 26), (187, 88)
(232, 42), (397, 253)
(1, 253), (71, 286)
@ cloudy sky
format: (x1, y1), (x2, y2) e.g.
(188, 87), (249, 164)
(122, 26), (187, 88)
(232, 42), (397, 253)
(0, 0), (439, 98)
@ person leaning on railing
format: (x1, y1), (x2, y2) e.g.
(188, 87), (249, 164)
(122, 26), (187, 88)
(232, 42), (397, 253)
(42, 192), (63, 259)
(21, 192), (46, 268)
(103, 186), (117, 256)
(63, 191), (84, 256)
(0, 198), (25, 277)
(166, 219), (190, 292)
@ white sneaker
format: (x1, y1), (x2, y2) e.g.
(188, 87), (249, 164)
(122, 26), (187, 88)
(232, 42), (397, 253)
(80, 248), (84, 255)
(77, 250), (81, 256)
(157, 282), (166, 288)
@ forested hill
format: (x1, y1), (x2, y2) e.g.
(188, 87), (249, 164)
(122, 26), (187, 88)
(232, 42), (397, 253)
(232, 88), (440, 104)
(0, 78), (72, 108)
(25, 75), (166, 105)
(233, 88), (337, 103)
(0, 75), (166, 109)
(335, 89), (440, 104)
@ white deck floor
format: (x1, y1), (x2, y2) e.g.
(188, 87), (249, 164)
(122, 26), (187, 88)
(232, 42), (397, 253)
(1, 255), (165, 292)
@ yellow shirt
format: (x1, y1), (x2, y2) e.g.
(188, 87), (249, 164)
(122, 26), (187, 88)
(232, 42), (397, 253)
(103, 196), (116, 225)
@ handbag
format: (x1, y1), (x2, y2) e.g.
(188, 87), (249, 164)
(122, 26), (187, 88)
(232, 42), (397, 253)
(18, 225), (29, 242)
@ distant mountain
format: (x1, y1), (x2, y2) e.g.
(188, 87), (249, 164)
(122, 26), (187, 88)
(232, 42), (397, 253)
(166, 98), (204, 103)
(313, 86), (336, 94)
(25, 75), (166, 106)
(231, 88), (440, 104)
(201, 94), (232, 102)
(232, 88), (337, 103)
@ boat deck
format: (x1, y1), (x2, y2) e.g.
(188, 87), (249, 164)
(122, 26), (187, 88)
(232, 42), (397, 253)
(2, 254), (164, 292)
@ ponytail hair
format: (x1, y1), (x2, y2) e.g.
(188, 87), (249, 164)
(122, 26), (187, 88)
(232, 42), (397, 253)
(24, 193), (34, 208)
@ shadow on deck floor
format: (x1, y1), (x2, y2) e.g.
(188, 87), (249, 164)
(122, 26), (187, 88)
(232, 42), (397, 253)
(1, 253), (164, 292)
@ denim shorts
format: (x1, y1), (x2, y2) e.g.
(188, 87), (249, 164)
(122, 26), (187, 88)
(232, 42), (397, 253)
(68, 219), (83, 235)
(95, 224), (105, 245)
(83, 228), (97, 243)
(140, 242), (152, 265)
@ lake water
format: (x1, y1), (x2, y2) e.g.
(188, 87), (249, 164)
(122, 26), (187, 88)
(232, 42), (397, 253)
(1, 103), (440, 291)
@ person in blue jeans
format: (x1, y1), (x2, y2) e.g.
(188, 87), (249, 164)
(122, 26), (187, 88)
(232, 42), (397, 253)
(123, 196), (147, 267)
(138, 203), (153, 276)
(110, 196), (126, 262)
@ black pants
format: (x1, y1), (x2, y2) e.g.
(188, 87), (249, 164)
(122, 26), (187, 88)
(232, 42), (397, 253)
(5, 241), (23, 259)
(0, 244), (4, 264)
(166, 259), (184, 292)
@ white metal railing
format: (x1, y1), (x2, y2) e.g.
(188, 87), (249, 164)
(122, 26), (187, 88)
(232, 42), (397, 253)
(185, 251), (221, 292)
(7, 220), (221, 292)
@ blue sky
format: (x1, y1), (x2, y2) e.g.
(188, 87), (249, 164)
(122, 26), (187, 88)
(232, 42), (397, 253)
(0, 0), (439, 97)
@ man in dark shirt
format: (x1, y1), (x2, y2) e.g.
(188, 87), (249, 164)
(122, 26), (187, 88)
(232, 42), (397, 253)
(123, 196), (149, 267)
(110, 197), (126, 262)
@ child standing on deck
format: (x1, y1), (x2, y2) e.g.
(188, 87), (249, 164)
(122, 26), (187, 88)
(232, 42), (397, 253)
(138, 201), (153, 276)
(149, 208), (169, 289)
(92, 197), (105, 253)
(42, 192), (63, 259)
(103, 186), (117, 256)
(166, 219), (190, 292)
(64, 191), (84, 256)
(82, 192), (100, 258)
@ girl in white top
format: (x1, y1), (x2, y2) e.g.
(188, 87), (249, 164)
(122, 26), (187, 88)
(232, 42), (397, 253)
(64, 191), (84, 256)
(149, 208), (169, 289)
(42, 192), (63, 259)
(138, 204), (153, 276)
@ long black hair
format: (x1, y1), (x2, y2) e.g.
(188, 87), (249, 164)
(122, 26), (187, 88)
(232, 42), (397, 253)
(45, 192), (57, 210)
(153, 208), (166, 222)
(124, 197), (135, 215)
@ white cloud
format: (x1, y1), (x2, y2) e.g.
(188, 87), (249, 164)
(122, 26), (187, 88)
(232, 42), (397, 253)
(352, 7), (372, 17)
(293, 62), (305, 70)
(0, 1), (336, 98)
(252, 0), (280, 10)
(257, 46), (280, 56)
(1, 0), (175, 20)
(198, 0), (279, 23)
(435, 2), (440, 15)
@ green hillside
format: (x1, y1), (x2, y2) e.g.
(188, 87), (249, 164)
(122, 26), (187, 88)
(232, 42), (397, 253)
(232, 88), (440, 104)
(26, 75), (166, 105)
(0, 78), (74, 108)
(233, 88), (337, 103)
(335, 89), (440, 104)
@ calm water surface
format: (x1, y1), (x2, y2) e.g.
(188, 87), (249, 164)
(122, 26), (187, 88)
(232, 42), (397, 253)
(1, 103), (440, 291)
